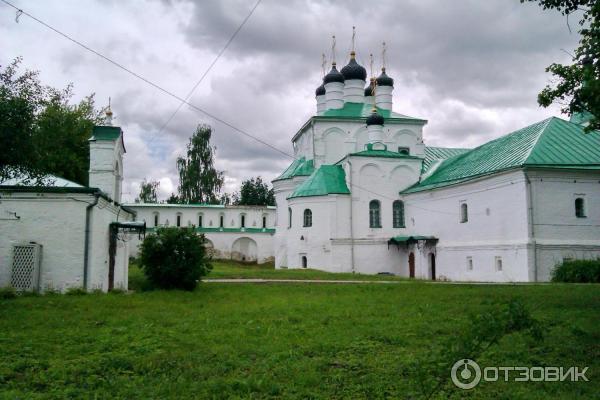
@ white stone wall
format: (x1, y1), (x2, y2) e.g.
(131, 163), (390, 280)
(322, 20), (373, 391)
(126, 204), (276, 264)
(527, 169), (600, 281)
(0, 191), (132, 292)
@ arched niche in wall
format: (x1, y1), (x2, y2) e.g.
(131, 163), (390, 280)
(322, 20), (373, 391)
(322, 127), (347, 164)
(354, 127), (369, 152)
(231, 237), (258, 262)
(359, 163), (384, 194)
(392, 129), (418, 153)
(390, 164), (417, 190)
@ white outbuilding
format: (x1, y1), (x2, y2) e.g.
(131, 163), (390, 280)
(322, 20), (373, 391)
(0, 119), (140, 292)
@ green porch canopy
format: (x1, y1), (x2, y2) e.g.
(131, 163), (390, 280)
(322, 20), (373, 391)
(388, 236), (438, 246)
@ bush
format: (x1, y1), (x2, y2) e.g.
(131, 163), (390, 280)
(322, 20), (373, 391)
(0, 286), (17, 299)
(65, 287), (88, 296)
(551, 259), (600, 283)
(139, 227), (211, 290)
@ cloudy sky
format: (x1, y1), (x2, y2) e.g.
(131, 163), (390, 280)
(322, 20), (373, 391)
(1, 0), (581, 201)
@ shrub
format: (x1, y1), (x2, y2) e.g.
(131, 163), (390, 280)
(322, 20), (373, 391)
(65, 287), (88, 296)
(139, 227), (212, 290)
(551, 259), (600, 283)
(0, 286), (17, 299)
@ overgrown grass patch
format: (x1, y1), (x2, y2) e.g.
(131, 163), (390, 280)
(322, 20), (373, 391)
(0, 273), (598, 398)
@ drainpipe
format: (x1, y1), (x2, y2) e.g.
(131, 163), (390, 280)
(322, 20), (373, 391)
(524, 171), (537, 282)
(84, 192), (100, 290)
(347, 159), (355, 273)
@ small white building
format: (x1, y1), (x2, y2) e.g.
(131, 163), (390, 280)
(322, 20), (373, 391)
(273, 50), (600, 282)
(126, 203), (276, 264)
(0, 120), (138, 292)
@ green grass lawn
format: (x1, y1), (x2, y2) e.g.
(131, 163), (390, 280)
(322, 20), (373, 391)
(1, 265), (598, 399)
(203, 259), (408, 281)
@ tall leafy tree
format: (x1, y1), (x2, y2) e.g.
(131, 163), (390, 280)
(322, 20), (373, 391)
(136, 178), (160, 203)
(522, 0), (599, 131)
(234, 176), (275, 206)
(0, 58), (104, 184)
(176, 124), (224, 204)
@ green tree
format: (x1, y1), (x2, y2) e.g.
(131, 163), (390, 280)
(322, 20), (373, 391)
(136, 178), (160, 203)
(176, 124), (224, 204)
(522, 0), (599, 131)
(234, 176), (275, 206)
(0, 58), (104, 184)
(139, 227), (212, 291)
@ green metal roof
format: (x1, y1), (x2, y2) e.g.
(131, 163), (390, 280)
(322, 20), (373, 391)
(288, 165), (351, 199)
(403, 117), (600, 194)
(273, 157), (315, 181)
(321, 102), (424, 121)
(423, 146), (470, 171)
(90, 125), (122, 141)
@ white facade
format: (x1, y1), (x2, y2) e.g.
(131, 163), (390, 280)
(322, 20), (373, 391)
(126, 204), (276, 264)
(0, 121), (135, 292)
(272, 54), (600, 282)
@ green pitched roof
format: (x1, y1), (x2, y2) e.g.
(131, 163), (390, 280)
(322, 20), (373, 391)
(90, 125), (122, 141)
(288, 165), (350, 199)
(273, 157), (315, 181)
(423, 146), (470, 171)
(321, 102), (424, 121)
(404, 117), (600, 194)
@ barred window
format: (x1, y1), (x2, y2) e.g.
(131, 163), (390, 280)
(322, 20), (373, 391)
(369, 200), (381, 228)
(393, 200), (405, 228)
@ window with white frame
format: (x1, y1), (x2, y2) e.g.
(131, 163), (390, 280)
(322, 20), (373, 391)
(495, 256), (503, 272)
(288, 207), (292, 228)
(466, 256), (473, 271)
(575, 197), (586, 218)
(369, 200), (381, 228)
(393, 200), (405, 228)
(460, 202), (468, 223)
(303, 209), (312, 227)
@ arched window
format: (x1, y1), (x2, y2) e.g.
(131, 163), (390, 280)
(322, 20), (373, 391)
(393, 200), (405, 228)
(153, 212), (159, 227)
(575, 198), (586, 218)
(369, 200), (381, 228)
(460, 203), (468, 223)
(240, 214), (246, 228)
(262, 215), (267, 228)
(288, 207), (292, 228)
(176, 213), (182, 227)
(198, 214), (203, 227)
(303, 209), (312, 227)
(219, 214), (224, 228)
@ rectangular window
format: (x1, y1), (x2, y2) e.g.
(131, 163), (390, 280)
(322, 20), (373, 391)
(176, 215), (181, 227)
(262, 216), (267, 228)
(198, 215), (203, 227)
(241, 215), (245, 228)
(466, 256), (473, 271)
(219, 215), (224, 228)
(154, 214), (159, 227)
(460, 202), (468, 223)
(495, 256), (503, 272)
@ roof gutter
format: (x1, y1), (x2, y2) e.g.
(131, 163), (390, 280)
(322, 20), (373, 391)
(84, 192), (100, 290)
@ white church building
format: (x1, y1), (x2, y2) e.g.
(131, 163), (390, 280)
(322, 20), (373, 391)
(272, 49), (600, 282)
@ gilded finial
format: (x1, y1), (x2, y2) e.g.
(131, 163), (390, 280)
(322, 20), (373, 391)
(105, 97), (113, 125)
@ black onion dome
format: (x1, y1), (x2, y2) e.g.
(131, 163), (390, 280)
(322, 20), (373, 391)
(376, 68), (394, 87)
(323, 64), (345, 84)
(341, 53), (367, 81)
(366, 110), (384, 126)
(315, 83), (325, 96)
(364, 78), (375, 96)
